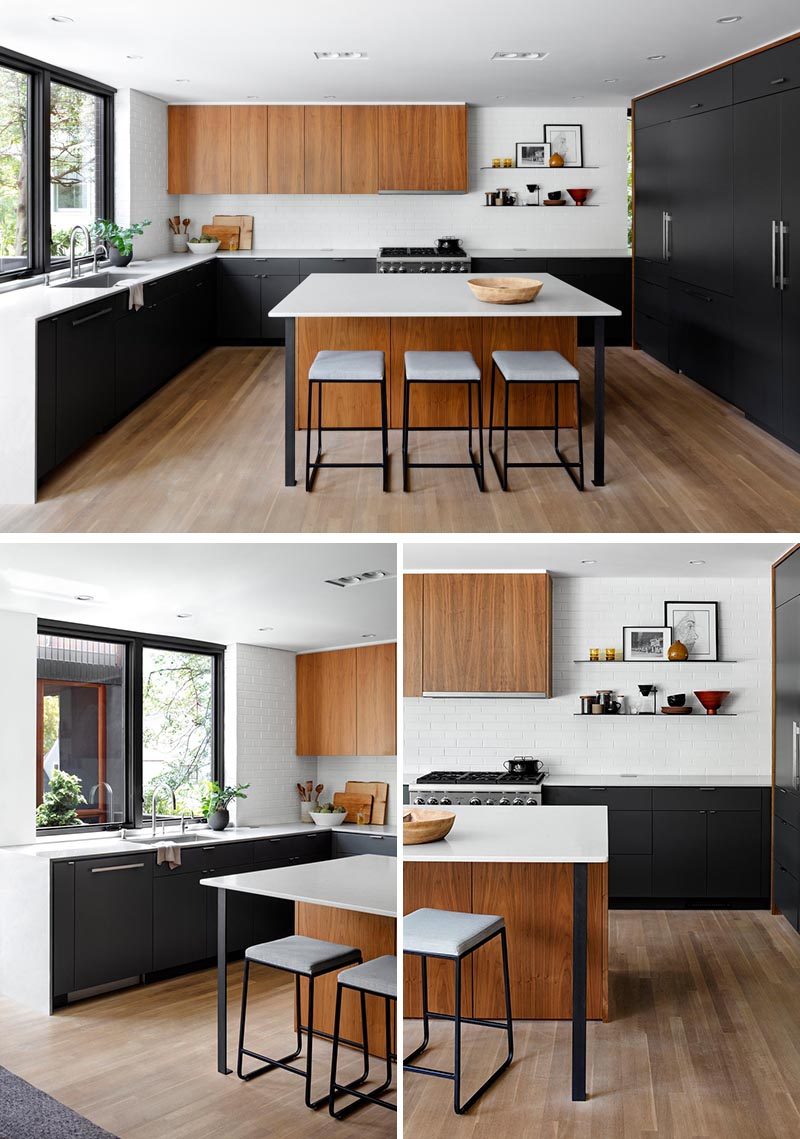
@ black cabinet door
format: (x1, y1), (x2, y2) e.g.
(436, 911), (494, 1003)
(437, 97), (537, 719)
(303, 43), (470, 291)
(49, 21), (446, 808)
(52, 861), (75, 997)
(153, 871), (208, 971)
(669, 281), (733, 402)
(776, 546), (800, 608)
(775, 593), (800, 794)
(652, 810), (707, 897)
(250, 859), (295, 946)
(332, 832), (397, 858)
(115, 302), (165, 418)
(55, 301), (117, 467)
(261, 274), (300, 341)
(732, 95), (783, 430)
(609, 811), (652, 855)
(36, 317), (58, 480)
(634, 122), (672, 264)
(773, 862), (800, 930)
(609, 855), (652, 898)
(205, 864), (255, 956)
(707, 810), (763, 896)
(669, 108), (733, 295)
(780, 88), (800, 450)
(218, 272), (262, 340)
(73, 856), (153, 990)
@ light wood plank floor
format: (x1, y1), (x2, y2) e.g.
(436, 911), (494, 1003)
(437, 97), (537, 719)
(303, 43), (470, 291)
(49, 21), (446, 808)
(404, 909), (800, 1139)
(0, 962), (395, 1139)
(2, 346), (800, 532)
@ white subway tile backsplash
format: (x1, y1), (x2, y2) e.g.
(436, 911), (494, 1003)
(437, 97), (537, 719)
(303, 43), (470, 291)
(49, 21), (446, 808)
(115, 89), (178, 259)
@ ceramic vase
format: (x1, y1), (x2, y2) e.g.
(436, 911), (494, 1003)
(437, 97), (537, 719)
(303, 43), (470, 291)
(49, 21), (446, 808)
(207, 808), (230, 831)
(668, 640), (689, 661)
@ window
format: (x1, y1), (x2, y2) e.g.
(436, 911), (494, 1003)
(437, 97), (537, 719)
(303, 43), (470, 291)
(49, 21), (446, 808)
(0, 46), (113, 282)
(36, 622), (223, 834)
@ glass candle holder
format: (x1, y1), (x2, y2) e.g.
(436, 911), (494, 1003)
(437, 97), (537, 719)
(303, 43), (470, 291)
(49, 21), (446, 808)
(589, 647), (600, 662)
(605, 648), (616, 661)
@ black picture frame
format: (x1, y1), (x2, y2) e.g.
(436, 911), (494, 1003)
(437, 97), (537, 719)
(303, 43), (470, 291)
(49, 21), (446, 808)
(623, 625), (672, 661)
(543, 123), (584, 167)
(515, 141), (551, 168)
(664, 602), (719, 661)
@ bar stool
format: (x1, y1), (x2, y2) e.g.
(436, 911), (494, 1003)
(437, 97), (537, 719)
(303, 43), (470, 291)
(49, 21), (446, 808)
(402, 351), (485, 491)
(237, 934), (362, 1109)
(329, 954), (397, 1119)
(403, 908), (513, 1115)
(306, 350), (389, 492)
(488, 350), (585, 491)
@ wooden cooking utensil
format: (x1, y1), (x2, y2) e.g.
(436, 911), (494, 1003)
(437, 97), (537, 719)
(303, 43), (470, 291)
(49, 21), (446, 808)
(332, 791), (373, 823)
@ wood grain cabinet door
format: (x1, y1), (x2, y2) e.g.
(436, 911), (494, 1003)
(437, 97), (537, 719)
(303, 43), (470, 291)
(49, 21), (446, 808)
(404, 862), (474, 1017)
(379, 104), (467, 191)
(356, 643), (396, 755)
(403, 575), (423, 696)
(304, 105), (342, 194)
(341, 105), (379, 193)
(296, 649), (357, 755)
(230, 106), (269, 193)
(268, 105), (305, 194)
(168, 105), (231, 194)
(434, 104), (468, 191)
(422, 573), (551, 695)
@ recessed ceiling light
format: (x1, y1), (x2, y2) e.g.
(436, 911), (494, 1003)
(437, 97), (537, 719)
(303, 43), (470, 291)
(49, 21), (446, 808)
(571, 95), (585, 100)
(175, 78), (190, 83)
(492, 51), (549, 61)
(603, 78), (619, 84)
(126, 54), (143, 60)
(688, 559), (707, 566)
(74, 594), (94, 601)
(258, 626), (274, 632)
(323, 95), (337, 100)
(581, 559), (597, 565)
(360, 570), (388, 580)
(176, 612), (192, 618)
(646, 54), (667, 61)
(325, 570), (393, 588)
(314, 51), (367, 60)
(246, 95), (260, 100)
(50, 15), (74, 23)
(716, 15), (742, 23)
(495, 94), (508, 101)
(361, 633), (377, 639)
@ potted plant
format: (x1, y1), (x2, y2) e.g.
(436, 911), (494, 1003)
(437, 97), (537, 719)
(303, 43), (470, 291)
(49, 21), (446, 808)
(35, 768), (86, 828)
(91, 218), (151, 267)
(308, 802), (348, 828)
(201, 781), (250, 831)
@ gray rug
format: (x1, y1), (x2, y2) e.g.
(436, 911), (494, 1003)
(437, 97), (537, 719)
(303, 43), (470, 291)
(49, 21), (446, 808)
(0, 1067), (119, 1139)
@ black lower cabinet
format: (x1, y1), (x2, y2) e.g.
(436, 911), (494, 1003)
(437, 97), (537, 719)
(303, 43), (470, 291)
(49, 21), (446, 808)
(51, 861), (75, 997)
(251, 859), (296, 946)
(707, 810), (763, 897)
(153, 871), (208, 971)
(54, 299), (119, 469)
(332, 832), (397, 858)
(652, 810), (707, 898)
(669, 281), (734, 403)
(205, 862), (256, 956)
(218, 270), (261, 339)
(774, 862), (800, 930)
(609, 855), (652, 897)
(73, 855), (154, 991)
(36, 317), (58, 480)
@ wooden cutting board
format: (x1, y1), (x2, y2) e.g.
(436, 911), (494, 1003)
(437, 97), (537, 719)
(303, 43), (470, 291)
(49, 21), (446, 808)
(201, 224), (240, 250)
(213, 214), (253, 250)
(333, 791), (373, 824)
(346, 781), (389, 825)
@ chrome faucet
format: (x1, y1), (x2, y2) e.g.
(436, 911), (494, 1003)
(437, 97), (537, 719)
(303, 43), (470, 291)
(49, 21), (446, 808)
(68, 224), (92, 279)
(91, 242), (108, 275)
(150, 782), (173, 836)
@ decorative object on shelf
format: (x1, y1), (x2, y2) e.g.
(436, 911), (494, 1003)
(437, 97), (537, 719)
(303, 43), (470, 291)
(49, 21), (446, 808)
(667, 639), (689, 661)
(623, 626), (672, 661)
(580, 694), (596, 714)
(667, 693), (687, 706)
(503, 157), (514, 168)
(591, 701), (603, 714)
(403, 808), (456, 845)
(544, 199), (566, 205)
(549, 151), (565, 168)
(567, 187), (592, 206)
(526, 183), (541, 206)
(589, 646), (600, 661)
(485, 191), (499, 206)
(187, 235), (221, 255)
(467, 277), (543, 304)
(633, 683), (657, 715)
(548, 191), (562, 200)
(544, 123), (584, 167)
(492, 157), (503, 168)
(596, 689), (622, 714)
(604, 647), (616, 661)
(516, 141), (551, 168)
(297, 779), (324, 820)
(664, 602), (719, 661)
(201, 780), (250, 831)
(661, 705), (692, 715)
(309, 802), (348, 828)
(91, 217), (151, 267)
(693, 689), (731, 716)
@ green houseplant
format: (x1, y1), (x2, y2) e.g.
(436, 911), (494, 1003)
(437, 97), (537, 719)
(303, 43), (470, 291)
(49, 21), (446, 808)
(91, 218), (151, 267)
(36, 768), (86, 828)
(201, 781), (250, 831)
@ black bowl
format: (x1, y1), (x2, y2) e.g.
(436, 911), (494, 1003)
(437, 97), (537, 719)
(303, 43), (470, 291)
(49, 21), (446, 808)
(547, 191), (562, 201)
(667, 694), (686, 707)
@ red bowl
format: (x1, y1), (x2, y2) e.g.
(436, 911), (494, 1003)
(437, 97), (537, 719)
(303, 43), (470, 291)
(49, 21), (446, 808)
(693, 690), (730, 715)
(567, 187), (592, 205)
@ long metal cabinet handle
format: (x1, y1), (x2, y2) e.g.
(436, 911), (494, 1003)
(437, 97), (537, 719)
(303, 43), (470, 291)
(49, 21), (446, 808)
(794, 721), (800, 790)
(662, 211), (667, 261)
(71, 306), (113, 327)
(91, 862), (145, 873)
(772, 220), (779, 288)
(779, 221), (788, 292)
(664, 212), (672, 263)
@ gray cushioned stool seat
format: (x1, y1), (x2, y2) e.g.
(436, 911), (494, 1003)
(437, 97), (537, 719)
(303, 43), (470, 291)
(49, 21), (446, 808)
(309, 350), (385, 381)
(338, 954), (397, 998)
(404, 908), (504, 957)
(492, 350), (579, 382)
(246, 935), (361, 975)
(405, 351), (481, 382)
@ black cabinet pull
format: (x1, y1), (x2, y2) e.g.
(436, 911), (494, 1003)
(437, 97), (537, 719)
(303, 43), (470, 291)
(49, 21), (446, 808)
(682, 288), (713, 303)
(268, 837), (280, 842)
(708, 810), (717, 814)
(689, 102), (703, 109)
(590, 786), (607, 791)
(698, 787), (715, 791)
(71, 306), (112, 327)
(770, 77), (788, 85)
(699, 810), (707, 814)
(91, 862), (144, 873)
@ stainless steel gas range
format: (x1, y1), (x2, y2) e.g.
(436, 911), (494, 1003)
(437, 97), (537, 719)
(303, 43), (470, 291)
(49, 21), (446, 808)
(377, 246), (472, 275)
(407, 769), (546, 806)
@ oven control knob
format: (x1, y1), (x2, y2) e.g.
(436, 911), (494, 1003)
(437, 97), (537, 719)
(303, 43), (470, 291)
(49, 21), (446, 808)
(414, 797), (425, 805)
(389, 265), (398, 273)
(419, 265), (427, 272)
(525, 798), (539, 806)
(469, 797), (481, 805)
(460, 265), (469, 272)
(398, 266), (406, 272)
(498, 798), (510, 806)
(426, 797), (439, 805)
(512, 798), (524, 806)
(484, 796), (495, 805)
(378, 265), (387, 273)
(440, 796), (452, 805)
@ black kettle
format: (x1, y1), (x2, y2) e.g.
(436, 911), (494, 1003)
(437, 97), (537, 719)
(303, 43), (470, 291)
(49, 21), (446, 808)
(504, 756), (544, 775)
(436, 236), (463, 254)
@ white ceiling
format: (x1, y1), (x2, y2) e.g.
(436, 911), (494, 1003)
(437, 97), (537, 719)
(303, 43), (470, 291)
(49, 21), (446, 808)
(2, 1), (798, 106)
(403, 540), (790, 577)
(0, 541), (397, 651)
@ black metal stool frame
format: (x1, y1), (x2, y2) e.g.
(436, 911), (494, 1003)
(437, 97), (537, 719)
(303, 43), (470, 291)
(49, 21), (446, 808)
(237, 953), (366, 1111)
(329, 977), (397, 1118)
(488, 359), (585, 491)
(403, 926), (513, 1115)
(402, 366), (485, 492)
(305, 373), (389, 492)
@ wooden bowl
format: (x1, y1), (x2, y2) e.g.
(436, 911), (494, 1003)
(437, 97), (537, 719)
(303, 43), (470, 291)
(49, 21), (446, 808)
(403, 808), (456, 845)
(467, 277), (543, 305)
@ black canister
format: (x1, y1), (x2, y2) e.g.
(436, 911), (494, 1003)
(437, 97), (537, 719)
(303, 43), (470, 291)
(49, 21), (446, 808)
(580, 695), (595, 715)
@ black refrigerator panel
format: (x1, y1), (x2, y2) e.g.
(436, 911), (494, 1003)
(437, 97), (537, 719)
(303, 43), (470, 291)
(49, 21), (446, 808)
(775, 591), (800, 795)
(780, 88), (800, 450)
(634, 122), (673, 265)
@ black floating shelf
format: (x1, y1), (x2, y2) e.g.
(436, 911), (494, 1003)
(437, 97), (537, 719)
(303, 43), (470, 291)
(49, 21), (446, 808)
(572, 659), (737, 664)
(573, 713), (737, 717)
(482, 204), (599, 208)
(479, 165), (600, 170)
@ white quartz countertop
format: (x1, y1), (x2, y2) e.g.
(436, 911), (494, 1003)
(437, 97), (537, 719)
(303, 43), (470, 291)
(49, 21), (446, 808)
(270, 271), (621, 319)
(202, 853), (396, 917)
(0, 821), (396, 861)
(471, 247), (631, 259)
(217, 248), (376, 259)
(544, 774), (769, 787)
(402, 805), (608, 863)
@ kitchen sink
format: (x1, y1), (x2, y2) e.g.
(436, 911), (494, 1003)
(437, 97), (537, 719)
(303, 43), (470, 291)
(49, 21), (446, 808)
(124, 832), (212, 845)
(54, 271), (147, 289)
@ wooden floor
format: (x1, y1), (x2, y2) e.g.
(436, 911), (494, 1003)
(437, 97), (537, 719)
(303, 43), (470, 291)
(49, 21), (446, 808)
(404, 909), (800, 1139)
(3, 346), (800, 532)
(0, 962), (395, 1139)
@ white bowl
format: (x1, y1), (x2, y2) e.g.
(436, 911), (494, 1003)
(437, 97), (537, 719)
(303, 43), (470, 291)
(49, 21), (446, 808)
(309, 810), (347, 828)
(187, 240), (220, 256)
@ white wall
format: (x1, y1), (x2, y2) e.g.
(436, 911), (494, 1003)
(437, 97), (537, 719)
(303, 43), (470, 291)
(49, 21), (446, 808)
(177, 105), (628, 250)
(115, 89), (177, 260)
(404, 575), (771, 782)
(316, 756), (398, 825)
(0, 610), (37, 846)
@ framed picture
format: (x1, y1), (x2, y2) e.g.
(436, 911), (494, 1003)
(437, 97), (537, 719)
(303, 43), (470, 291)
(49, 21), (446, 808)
(664, 602), (719, 661)
(516, 141), (551, 168)
(623, 626), (672, 661)
(544, 124), (583, 167)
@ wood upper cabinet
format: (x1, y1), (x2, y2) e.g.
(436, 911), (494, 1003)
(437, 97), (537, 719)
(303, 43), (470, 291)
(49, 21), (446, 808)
(421, 573), (551, 696)
(268, 105), (305, 194)
(379, 104), (468, 192)
(230, 106), (269, 193)
(296, 644), (396, 756)
(168, 105), (231, 194)
(341, 105), (379, 193)
(304, 105), (342, 194)
(403, 575), (423, 697)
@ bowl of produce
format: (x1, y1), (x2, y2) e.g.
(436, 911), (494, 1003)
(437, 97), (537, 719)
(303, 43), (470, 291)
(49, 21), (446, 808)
(309, 803), (348, 827)
(187, 235), (220, 255)
(403, 808), (456, 845)
(467, 277), (543, 305)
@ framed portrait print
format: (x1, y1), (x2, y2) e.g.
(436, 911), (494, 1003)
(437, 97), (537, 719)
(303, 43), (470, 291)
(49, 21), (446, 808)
(664, 602), (719, 661)
(623, 626), (672, 661)
(516, 141), (551, 168)
(543, 124), (583, 167)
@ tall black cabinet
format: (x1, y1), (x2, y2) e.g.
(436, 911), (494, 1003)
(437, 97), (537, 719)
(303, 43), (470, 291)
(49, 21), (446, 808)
(774, 545), (800, 934)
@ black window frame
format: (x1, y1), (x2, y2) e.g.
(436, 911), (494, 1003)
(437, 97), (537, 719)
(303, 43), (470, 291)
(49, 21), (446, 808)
(0, 44), (115, 284)
(36, 619), (224, 836)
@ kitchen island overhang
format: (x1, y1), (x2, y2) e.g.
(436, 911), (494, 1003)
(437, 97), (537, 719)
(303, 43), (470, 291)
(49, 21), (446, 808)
(269, 273), (620, 490)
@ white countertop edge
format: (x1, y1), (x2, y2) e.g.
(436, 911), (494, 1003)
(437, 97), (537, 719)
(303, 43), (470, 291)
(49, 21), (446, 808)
(402, 805), (608, 863)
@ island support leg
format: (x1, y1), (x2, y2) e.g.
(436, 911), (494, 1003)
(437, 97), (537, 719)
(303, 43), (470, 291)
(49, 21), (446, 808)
(572, 862), (588, 1101)
(285, 318), (297, 487)
(217, 889), (231, 1074)
(592, 317), (605, 487)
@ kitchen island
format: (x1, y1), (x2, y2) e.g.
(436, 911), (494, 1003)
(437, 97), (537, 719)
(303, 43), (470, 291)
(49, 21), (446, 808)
(270, 272), (620, 488)
(403, 804), (608, 1101)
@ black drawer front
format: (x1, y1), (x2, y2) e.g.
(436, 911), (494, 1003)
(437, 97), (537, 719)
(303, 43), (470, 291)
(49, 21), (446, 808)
(652, 787), (762, 812)
(333, 832), (397, 858)
(610, 811), (652, 855)
(773, 861), (800, 930)
(220, 257), (300, 276)
(609, 854), (652, 897)
(775, 787), (800, 829)
(635, 310), (670, 366)
(153, 840), (254, 876)
(254, 832), (328, 863)
(551, 258), (629, 277)
(544, 786), (652, 810)
(635, 278), (669, 323)
(734, 40), (800, 104)
(302, 258), (375, 274)
(635, 68), (732, 129)
(296, 830), (333, 861)
(471, 257), (548, 273)
(634, 257), (670, 288)
(774, 815), (800, 880)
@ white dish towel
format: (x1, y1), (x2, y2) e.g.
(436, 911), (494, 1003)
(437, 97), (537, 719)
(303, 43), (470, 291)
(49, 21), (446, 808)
(123, 281), (145, 311)
(156, 842), (182, 870)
